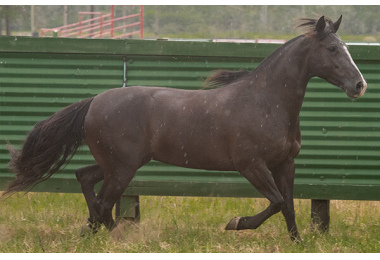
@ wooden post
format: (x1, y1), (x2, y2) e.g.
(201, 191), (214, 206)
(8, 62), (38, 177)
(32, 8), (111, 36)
(311, 199), (330, 232)
(115, 195), (140, 222)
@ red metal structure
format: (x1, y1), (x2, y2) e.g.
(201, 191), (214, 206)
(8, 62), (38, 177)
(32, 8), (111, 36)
(41, 6), (143, 39)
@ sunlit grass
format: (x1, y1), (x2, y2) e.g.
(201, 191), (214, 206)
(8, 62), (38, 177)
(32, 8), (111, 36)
(0, 192), (379, 252)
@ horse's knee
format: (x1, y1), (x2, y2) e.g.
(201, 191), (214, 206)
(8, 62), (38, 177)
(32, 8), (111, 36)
(282, 205), (295, 217)
(271, 199), (285, 214)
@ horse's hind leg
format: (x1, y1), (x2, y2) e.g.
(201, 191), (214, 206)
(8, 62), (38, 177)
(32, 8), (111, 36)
(75, 164), (104, 232)
(272, 159), (301, 242)
(225, 162), (284, 231)
(92, 164), (136, 230)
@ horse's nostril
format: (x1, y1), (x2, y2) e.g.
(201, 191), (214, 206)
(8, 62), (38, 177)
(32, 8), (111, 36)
(356, 81), (363, 90)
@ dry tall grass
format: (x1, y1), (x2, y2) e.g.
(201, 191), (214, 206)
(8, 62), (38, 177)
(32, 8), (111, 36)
(0, 192), (379, 252)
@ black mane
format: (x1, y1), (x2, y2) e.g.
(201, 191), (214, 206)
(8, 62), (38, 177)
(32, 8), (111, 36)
(204, 69), (250, 88)
(203, 36), (304, 89)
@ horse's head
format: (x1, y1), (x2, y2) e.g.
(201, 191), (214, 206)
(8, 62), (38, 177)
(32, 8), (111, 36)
(303, 15), (367, 98)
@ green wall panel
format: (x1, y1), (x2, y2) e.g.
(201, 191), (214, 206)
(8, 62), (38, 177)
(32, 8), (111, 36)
(0, 36), (379, 200)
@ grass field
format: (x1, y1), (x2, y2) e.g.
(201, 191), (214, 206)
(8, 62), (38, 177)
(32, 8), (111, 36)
(0, 192), (379, 253)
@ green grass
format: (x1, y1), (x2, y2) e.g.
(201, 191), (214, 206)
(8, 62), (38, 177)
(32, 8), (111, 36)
(0, 192), (379, 252)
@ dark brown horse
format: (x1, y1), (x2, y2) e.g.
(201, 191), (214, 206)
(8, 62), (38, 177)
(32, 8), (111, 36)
(3, 16), (366, 242)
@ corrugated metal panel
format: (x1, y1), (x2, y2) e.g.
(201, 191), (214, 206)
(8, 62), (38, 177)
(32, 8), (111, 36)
(298, 64), (380, 186)
(0, 52), (123, 181)
(0, 36), (379, 200)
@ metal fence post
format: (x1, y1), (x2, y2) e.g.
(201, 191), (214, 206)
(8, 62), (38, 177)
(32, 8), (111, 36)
(311, 199), (330, 232)
(115, 195), (140, 222)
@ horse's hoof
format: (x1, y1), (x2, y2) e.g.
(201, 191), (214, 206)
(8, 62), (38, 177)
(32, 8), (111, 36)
(225, 217), (241, 230)
(291, 235), (303, 244)
(80, 223), (97, 237)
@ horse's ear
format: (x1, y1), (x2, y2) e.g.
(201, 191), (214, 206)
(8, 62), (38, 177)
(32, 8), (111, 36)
(333, 15), (343, 33)
(316, 16), (326, 34)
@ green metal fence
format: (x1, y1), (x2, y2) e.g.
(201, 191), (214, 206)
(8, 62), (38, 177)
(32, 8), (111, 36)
(1, 36), (380, 203)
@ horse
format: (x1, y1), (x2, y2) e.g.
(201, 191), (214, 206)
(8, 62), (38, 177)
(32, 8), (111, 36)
(2, 15), (367, 243)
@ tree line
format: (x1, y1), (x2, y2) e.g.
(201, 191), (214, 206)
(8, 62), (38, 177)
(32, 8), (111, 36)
(0, 5), (379, 39)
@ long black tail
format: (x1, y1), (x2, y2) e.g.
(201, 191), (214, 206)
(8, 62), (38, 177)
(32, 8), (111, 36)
(2, 97), (94, 197)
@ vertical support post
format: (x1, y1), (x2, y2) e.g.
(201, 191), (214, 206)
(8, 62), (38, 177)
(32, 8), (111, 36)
(99, 15), (103, 38)
(31, 5), (36, 36)
(90, 5), (94, 36)
(115, 195), (140, 222)
(122, 57), (128, 88)
(78, 14), (82, 36)
(63, 5), (68, 26)
(111, 5), (114, 38)
(311, 199), (330, 232)
(140, 5), (144, 39)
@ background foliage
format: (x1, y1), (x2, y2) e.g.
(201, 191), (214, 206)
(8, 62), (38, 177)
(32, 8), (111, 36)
(0, 5), (379, 41)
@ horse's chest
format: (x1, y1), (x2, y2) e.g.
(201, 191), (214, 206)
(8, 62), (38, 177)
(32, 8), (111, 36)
(251, 124), (300, 163)
(270, 129), (301, 163)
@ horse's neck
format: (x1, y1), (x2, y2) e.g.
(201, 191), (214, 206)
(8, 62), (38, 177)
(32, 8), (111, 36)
(252, 37), (313, 119)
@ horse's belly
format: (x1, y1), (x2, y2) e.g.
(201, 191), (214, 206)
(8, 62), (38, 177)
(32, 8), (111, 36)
(152, 138), (236, 171)
(154, 156), (236, 171)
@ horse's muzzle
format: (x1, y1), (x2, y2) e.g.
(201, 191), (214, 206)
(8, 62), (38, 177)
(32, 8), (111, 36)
(353, 80), (367, 98)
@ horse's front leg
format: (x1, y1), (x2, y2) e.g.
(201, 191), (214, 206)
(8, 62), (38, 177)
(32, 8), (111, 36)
(271, 159), (301, 243)
(75, 164), (104, 234)
(225, 161), (284, 231)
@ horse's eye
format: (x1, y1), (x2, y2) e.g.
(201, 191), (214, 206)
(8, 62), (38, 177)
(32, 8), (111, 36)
(328, 45), (337, 52)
